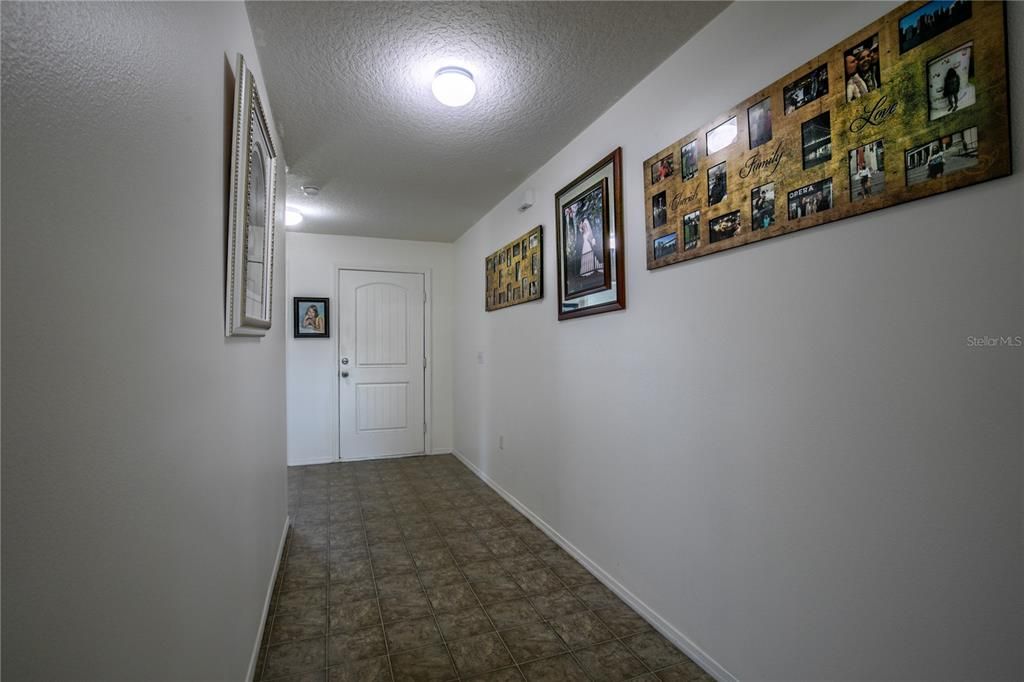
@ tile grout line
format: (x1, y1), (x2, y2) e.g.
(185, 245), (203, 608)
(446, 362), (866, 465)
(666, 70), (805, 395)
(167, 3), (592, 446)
(357, 474), (398, 682)
(491, 501), (603, 682)
(272, 458), (695, 682)
(438, 507), (525, 680)
(477, 517), (578, 681)
(471, 476), (667, 680)
(456, 484), (658, 679)
(498, 469), (697, 676)
(391, 483), (465, 682)
(441, 467), (634, 681)
(262, 484), (318, 682)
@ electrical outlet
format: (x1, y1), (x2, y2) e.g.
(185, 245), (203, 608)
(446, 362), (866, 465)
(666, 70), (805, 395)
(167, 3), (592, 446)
(498, 435), (504, 450)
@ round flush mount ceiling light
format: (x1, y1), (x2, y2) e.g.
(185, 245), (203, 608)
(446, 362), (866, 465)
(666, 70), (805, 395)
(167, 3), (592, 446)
(432, 67), (476, 107)
(300, 185), (320, 197)
(285, 209), (304, 226)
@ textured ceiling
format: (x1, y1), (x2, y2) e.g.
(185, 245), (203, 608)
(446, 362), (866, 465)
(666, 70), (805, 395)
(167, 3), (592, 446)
(246, 1), (728, 242)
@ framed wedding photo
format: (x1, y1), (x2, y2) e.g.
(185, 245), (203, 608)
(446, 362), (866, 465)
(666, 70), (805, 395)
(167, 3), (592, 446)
(554, 147), (625, 321)
(226, 53), (278, 337)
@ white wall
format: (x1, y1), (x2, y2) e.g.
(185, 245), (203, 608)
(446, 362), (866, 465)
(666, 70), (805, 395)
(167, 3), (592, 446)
(286, 232), (455, 464)
(453, 2), (1023, 680)
(2, 2), (288, 679)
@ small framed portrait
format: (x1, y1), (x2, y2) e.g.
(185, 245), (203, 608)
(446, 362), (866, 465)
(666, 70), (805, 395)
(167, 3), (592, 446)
(928, 42), (975, 121)
(707, 161), (727, 206)
(554, 147), (625, 320)
(680, 140), (699, 181)
(651, 191), (668, 228)
(899, 0), (972, 54)
(787, 178), (834, 219)
(783, 63), (829, 114)
(706, 116), (737, 155)
(848, 140), (885, 201)
(682, 210), (701, 251)
(747, 98), (772, 149)
(905, 126), (978, 187)
(708, 211), (741, 244)
(801, 111), (832, 170)
(293, 297), (329, 338)
(751, 182), (775, 230)
(653, 232), (678, 259)
(650, 153), (675, 184)
(844, 34), (881, 101)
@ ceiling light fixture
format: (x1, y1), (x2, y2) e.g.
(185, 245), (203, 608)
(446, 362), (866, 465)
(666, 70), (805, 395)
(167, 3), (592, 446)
(432, 67), (476, 107)
(300, 185), (320, 197)
(285, 209), (304, 226)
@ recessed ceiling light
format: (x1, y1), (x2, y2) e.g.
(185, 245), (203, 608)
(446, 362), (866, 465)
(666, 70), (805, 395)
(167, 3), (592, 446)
(300, 185), (320, 197)
(285, 209), (304, 226)
(432, 67), (476, 107)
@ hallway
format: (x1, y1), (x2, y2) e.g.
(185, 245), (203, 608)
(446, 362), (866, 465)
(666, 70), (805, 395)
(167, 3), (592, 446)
(257, 455), (711, 681)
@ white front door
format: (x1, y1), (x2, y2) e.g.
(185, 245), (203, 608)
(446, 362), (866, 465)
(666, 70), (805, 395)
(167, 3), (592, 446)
(338, 269), (425, 459)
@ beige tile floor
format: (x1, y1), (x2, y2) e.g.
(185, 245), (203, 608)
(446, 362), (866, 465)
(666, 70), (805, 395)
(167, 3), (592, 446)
(254, 454), (714, 682)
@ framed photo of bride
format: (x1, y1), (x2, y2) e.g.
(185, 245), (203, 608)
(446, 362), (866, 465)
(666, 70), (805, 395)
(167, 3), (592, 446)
(226, 53), (278, 337)
(554, 147), (625, 320)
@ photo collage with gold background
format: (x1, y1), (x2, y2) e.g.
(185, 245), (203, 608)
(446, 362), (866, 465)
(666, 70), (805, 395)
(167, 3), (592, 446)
(485, 226), (543, 311)
(643, 0), (1010, 270)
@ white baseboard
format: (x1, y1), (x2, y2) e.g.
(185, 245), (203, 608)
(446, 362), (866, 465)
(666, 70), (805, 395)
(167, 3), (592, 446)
(247, 515), (290, 682)
(451, 449), (737, 682)
(287, 455), (336, 467)
(289, 450), (452, 466)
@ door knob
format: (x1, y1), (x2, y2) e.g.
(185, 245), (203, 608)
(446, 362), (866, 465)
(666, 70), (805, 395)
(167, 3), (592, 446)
(341, 370), (349, 378)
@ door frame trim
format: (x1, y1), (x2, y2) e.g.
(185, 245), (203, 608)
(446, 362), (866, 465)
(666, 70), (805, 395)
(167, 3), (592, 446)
(334, 264), (433, 461)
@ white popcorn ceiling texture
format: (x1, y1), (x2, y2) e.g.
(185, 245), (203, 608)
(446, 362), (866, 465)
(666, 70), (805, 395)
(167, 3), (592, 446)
(246, 1), (728, 242)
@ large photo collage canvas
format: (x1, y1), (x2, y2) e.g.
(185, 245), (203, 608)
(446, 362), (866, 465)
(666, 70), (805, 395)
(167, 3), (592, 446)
(642, 0), (1011, 270)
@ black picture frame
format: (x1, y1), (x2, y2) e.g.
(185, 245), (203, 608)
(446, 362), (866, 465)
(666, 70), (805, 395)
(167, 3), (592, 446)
(293, 297), (330, 338)
(747, 97), (773, 149)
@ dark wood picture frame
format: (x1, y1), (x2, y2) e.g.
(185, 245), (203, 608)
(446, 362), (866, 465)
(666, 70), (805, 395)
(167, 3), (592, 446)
(293, 297), (330, 338)
(555, 147), (626, 321)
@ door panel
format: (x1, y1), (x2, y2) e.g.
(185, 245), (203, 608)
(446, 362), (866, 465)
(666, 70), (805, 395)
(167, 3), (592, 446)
(356, 382), (409, 431)
(339, 270), (424, 459)
(356, 283), (408, 366)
